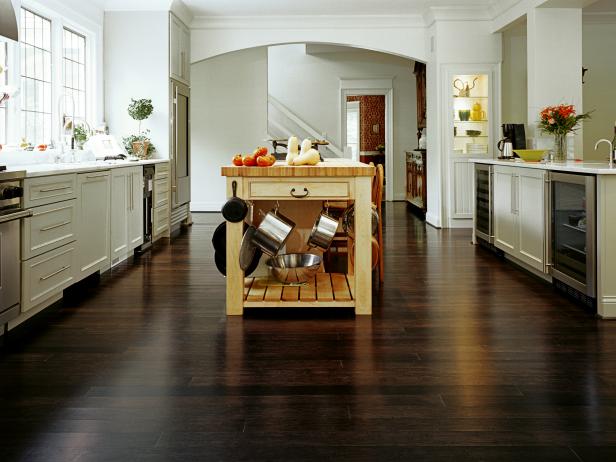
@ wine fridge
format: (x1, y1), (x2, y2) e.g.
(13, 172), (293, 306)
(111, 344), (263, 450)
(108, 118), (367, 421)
(474, 163), (493, 244)
(548, 172), (596, 297)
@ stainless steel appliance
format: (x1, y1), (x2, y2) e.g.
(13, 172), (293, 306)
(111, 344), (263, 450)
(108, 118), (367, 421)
(474, 163), (493, 244)
(0, 171), (31, 327)
(501, 124), (526, 150)
(171, 80), (190, 209)
(548, 172), (596, 298)
(135, 165), (155, 254)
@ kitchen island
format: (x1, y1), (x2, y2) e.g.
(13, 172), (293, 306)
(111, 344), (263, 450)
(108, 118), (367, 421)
(221, 160), (375, 316)
(471, 158), (616, 319)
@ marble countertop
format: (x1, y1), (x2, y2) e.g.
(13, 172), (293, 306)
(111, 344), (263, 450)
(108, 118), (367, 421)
(1, 159), (169, 178)
(469, 158), (616, 175)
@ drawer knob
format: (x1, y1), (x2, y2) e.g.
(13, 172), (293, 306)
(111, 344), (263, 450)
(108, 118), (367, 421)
(290, 187), (309, 198)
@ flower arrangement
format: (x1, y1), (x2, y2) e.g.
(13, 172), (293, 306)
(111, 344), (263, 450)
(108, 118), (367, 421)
(538, 104), (591, 135)
(538, 104), (591, 161)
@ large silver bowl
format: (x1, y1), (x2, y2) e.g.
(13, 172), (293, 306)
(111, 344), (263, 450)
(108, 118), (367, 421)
(266, 253), (322, 284)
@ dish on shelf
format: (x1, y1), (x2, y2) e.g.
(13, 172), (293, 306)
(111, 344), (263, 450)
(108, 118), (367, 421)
(513, 149), (547, 162)
(466, 130), (482, 137)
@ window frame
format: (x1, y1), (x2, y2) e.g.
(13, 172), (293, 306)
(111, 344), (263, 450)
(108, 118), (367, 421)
(2, 2), (97, 146)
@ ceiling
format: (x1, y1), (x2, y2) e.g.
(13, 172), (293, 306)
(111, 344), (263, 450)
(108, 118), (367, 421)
(584, 0), (616, 13)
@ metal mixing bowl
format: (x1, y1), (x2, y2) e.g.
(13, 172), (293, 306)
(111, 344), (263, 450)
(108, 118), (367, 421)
(266, 253), (322, 284)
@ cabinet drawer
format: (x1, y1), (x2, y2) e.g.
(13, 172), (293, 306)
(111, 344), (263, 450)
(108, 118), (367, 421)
(22, 199), (77, 260)
(154, 162), (170, 179)
(248, 181), (350, 199)
(153, 204), (170, 238)
(24, 174), (77, 208)
(21, 243), (76, 313)
(154, 178), (170, 208)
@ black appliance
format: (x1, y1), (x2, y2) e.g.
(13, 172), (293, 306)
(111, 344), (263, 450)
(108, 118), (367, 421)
(501, 124), (526, 150)
(135, 165), (155, 254)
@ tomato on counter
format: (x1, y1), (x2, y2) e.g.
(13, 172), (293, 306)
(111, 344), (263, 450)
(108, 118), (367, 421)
(256, 153), (275, 167)
(242, 154), (257, 166)
(232, 154), (243, 166)
(253, 146), (268, 158)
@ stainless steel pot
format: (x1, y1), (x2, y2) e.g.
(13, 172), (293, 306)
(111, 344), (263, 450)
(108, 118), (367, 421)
(342, 204), (379, 239)
(308, 208), (338, 251)
(252, 207), (296, 256)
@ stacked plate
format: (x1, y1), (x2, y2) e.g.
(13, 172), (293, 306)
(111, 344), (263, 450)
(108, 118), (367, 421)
(466, 143), (488, 155)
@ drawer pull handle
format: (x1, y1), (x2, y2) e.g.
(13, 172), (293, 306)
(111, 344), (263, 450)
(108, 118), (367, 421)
(86, 173), (109, 179)
(40, 266), (70, 281)
(39, 186), (71, 193)
(40, 221), (71, 232)
(290, 187), (309, 198)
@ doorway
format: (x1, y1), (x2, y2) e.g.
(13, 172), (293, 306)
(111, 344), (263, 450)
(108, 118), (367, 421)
(343, 94), (387, 196)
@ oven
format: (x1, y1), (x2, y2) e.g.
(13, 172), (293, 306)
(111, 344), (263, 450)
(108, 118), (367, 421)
(0, 171), (30, 327)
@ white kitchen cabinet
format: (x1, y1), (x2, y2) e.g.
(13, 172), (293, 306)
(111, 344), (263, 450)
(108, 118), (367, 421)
(517, 168), (547, 271)
(111, 166), (144, 264)
(493, 165), (547, 272)
(22, 199), (77, 260)
(169, 13), (190, 85)
(493, 165), (517, 253)
(76, 171), (111, 280)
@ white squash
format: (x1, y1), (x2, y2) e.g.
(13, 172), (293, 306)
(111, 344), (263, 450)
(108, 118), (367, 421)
(300, 138), (312, 155)
(286, 136), (299, 164)
(293, 148), (320, 166)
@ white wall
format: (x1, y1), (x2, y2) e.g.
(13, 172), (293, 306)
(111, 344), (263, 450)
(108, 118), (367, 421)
(268, 44), (417, 200)
(582, 19), (616, 161)
(104, 11), (169, 159)
(190, 47), (268, 211)
(501, 20), (528, 125)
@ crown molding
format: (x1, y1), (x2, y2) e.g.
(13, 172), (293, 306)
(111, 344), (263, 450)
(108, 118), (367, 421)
(191, 14), (425, 30)
(423, 6), (493, 27)
(583, 12), (616, 24)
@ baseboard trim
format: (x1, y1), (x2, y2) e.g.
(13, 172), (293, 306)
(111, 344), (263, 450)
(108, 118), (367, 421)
(425, 212), (441, 228)
(191, 201), (224, 212)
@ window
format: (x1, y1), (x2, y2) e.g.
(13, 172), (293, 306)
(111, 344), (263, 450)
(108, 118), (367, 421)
(20, 8), (53, 145)
(62, 28), (86, 121)
(0, 42), (7, 144)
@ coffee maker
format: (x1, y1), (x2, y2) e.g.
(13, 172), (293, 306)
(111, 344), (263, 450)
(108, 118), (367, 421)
(501, 124), (526, 150)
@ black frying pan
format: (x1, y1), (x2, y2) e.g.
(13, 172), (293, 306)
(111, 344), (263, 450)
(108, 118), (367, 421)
(221, 181), (248, 223)
(212, 222), (261, 277)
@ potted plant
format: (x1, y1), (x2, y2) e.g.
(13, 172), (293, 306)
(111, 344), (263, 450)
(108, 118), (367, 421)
(376, 143), (385, 154)
(123, 98), (155, 159)
(73, 124), (89, 150)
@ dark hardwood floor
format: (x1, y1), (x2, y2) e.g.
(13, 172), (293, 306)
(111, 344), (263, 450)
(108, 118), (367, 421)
(2, 202), (616, 461)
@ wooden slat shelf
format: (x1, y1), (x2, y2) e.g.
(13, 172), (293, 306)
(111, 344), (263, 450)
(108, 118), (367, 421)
(244, 273), (355, 308)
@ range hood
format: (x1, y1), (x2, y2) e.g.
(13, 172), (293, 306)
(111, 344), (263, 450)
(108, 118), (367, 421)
(0, 0), (19, 42)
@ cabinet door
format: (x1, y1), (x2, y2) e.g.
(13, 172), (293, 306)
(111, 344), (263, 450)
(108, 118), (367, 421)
(172, 81), (191, 207)
(111, 168), (129, 260)
(169, 14), (182, 81)
(517, 168), (547, 272)
(128, 167), (144, 250)
(493, 166), (517, 253)
(76, 172), (111, 279)
(451, 159), (474, 219)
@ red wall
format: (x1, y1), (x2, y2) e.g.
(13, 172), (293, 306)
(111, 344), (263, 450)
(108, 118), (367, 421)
(347, 95), (385, 151)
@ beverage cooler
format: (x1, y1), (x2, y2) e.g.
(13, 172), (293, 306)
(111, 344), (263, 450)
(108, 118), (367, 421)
(549, 172), (596, 298)
(474, 163), (493, 244)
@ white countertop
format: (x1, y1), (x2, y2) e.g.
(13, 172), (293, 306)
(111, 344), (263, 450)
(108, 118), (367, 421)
(469, 158), (616, 175)
(1, 159), (168, 178)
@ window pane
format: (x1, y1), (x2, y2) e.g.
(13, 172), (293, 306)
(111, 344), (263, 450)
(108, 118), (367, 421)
(20, 8), (52, 145)
(63, 28), (87, 121)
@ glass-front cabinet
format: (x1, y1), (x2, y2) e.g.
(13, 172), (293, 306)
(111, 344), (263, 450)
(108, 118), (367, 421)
(452, 73), (490, 156)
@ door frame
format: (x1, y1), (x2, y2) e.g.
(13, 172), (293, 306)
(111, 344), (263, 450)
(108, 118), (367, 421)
(340, 78), (394, 201)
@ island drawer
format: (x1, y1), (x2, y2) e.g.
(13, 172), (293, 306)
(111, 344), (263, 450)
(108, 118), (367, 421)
(155, 162), (170, 179)
(248, 181), (350, 200)
(154, 177), (170, 208)
(22, 199), (77, 260)
(24, 174), (77, 208)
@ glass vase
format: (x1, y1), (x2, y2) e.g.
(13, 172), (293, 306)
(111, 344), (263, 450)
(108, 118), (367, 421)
(553, 133), (568, 162)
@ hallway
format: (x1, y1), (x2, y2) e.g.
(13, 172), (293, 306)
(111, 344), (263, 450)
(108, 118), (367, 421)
(1, 203), (616, 461)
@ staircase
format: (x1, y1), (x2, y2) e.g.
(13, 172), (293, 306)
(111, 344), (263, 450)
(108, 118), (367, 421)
(267, 95), (345, 158)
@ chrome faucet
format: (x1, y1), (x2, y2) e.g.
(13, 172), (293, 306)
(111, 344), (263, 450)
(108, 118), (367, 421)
(595, 139), (615, 168)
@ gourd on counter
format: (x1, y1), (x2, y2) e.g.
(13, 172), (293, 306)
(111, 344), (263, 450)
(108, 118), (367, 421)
(286, 136), (299, 164)
(288, 138), (320, 166)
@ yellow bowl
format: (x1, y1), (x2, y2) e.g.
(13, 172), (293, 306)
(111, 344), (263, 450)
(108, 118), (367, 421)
(513, 149), (547, 162)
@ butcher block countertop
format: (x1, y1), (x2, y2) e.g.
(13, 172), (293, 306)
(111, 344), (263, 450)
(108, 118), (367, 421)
(221, 160), (375, 177)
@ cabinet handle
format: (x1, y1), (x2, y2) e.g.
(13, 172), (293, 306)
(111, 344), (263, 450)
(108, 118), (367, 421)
(40, 186), (70, 193)
(40, 265), (70, 281)
(86, 173), (109, 179)
(290, 187), (309, 198)
(40, 221), (71, 232)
